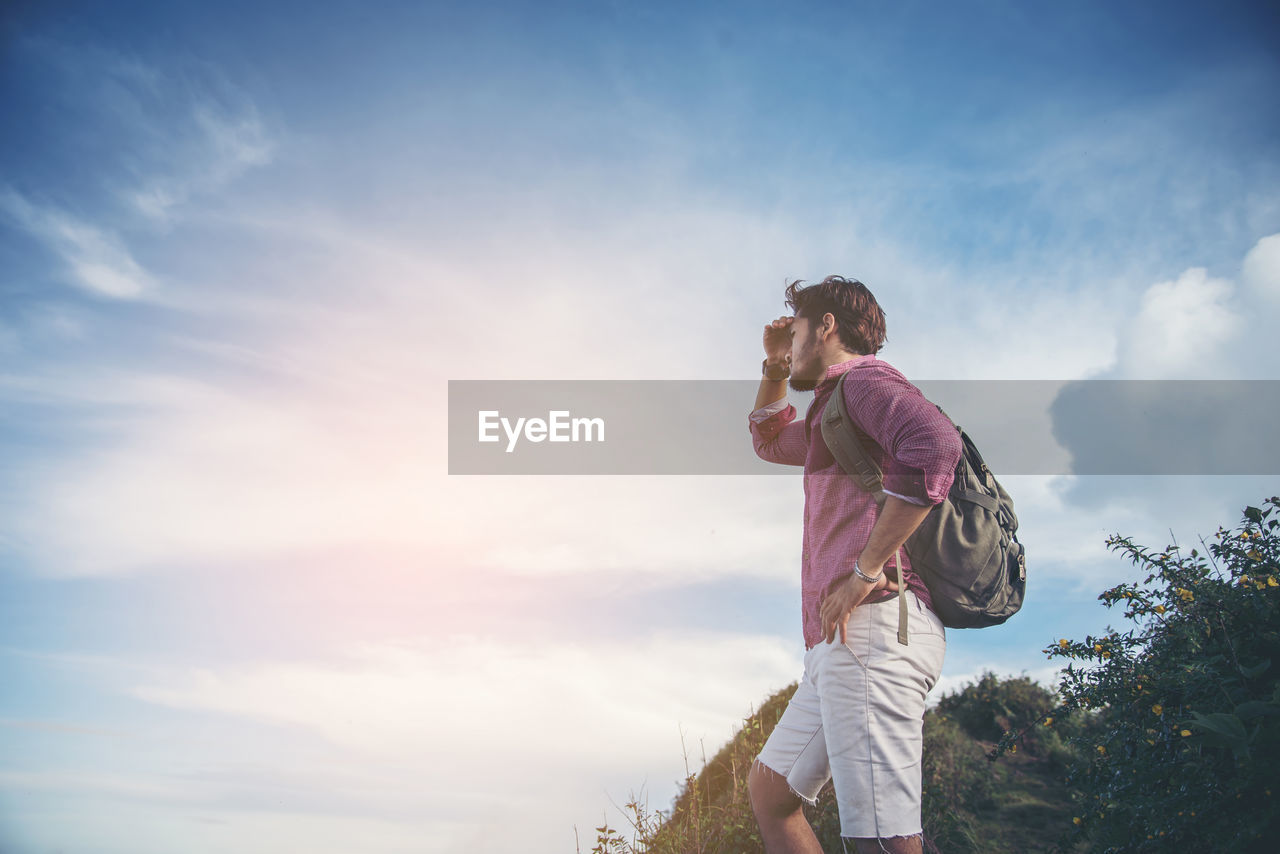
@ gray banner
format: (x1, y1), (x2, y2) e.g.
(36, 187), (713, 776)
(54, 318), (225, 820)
(447, 380), (1280, 475)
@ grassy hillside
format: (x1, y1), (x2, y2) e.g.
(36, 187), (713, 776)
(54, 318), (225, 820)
(580, 499), (1280, 853)
(581, 672), (1092, 854)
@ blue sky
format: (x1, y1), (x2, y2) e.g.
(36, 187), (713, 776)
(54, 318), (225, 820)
(2, 1), (1280, 852)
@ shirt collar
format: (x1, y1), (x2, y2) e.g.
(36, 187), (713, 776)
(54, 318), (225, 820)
(817, 353), (877, 391)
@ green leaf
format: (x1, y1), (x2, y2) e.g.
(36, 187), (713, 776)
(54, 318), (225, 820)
(1186, 711), (1248, 751)
(1245, 505), (1263, 523)
(1234, 701), (1280, 720)
(1240, 659), (1272, 679)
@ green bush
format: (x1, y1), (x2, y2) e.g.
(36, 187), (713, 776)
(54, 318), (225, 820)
(1023, 497), (1280, 853)
(937, 671), (1096, 763)
(925, 672), (1095, 853)
(920, 710), (991, 851)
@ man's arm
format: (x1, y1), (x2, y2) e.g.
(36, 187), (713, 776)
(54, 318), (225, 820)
(842, 369), (963, 504)
(819, 369), (963, 644)
(749, 393), (807, 466)
(755, 366), (788, 411)
(857, 494), (934, 575)
(750, 316), (808, 466)
(819, 494), (932, 644)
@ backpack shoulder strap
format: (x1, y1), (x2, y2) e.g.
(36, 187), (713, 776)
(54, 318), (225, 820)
(820, 372), (885, 494)
(822, 376), (913, 643)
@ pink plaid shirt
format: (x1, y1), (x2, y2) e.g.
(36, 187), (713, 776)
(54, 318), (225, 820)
(750, 354), (963, 649)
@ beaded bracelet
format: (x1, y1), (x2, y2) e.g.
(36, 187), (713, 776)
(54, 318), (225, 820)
(853, 560), (884, 584)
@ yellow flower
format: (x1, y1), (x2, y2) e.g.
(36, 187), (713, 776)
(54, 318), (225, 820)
(1094, 643), (1103, 652)
(1152, 704), (1163, 715)
(1096, 745), (1107, 755)
(1268, 577), (1278, 588)
(1154, 605), (1166, 614)
(1073, 817), (1082, 826)
(1176, 588), (1194, 602)
(1181, 729), (1192, 737)
(1249, 550), (1263, 561)
(1059, 639), (1070, 649)
(1044, 717), (1054, 726)
(1102, 651), (1111, 658)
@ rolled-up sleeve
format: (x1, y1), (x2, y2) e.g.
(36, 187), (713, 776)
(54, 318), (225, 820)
(843, 371), (962, 504)
(749, 402), (808, 466)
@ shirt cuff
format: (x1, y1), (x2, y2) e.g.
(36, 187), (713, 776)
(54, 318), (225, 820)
(883, 488), (929, 506)
(749, 398), (790, 424)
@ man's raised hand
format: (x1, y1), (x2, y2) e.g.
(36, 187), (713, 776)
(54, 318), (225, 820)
(763, 315), (794, 366)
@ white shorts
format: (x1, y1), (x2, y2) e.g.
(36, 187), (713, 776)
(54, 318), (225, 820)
(755, 590), (946, 840)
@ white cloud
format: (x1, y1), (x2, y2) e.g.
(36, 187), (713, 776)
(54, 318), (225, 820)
(124, 632), (801, 853)
(0, 189), (153, 299)
(133, 632), (797, 761)
(1120, 267), (1240, 379)
(130, 101), (275, 222)
(1242, 233), (1280, 302)
(0, 42), (275, 311)
(19, 37), (277, 224)
(7, 357), (809, 581)
(889, 286), (1118, 380)
(12, 209), (1263, 584)
(1093, 233), (1280, 382)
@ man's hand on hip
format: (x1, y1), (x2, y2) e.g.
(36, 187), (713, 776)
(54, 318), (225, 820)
(820, 566), (899, 645)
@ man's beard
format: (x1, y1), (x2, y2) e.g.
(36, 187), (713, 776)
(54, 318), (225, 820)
(789, 377), (818, 392)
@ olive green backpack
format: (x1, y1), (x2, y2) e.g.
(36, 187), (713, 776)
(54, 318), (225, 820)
(820, 372), (1026, 635)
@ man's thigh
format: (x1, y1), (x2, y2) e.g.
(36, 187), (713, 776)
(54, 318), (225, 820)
(754, 654), (832, 808)
(814, 592), (946, 841)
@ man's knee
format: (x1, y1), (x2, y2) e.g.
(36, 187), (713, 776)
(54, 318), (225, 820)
(748, 759), (803, 820)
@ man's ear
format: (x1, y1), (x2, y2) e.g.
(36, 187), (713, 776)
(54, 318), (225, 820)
(821, 311), (838, 341)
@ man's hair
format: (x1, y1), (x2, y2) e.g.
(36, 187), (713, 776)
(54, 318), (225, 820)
(784, 275), (887, 355)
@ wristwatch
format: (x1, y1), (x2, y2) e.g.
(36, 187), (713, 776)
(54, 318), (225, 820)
(762, 358), (791, 381)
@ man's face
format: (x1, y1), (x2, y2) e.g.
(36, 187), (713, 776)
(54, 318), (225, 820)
(788, 314), (824, 392)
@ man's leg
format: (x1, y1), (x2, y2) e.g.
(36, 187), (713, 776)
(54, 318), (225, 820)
(751, 652), (832, 854)
(748, 759), (824, 854)
(849, 834), (923, 854)
(818, 593), (946, 848)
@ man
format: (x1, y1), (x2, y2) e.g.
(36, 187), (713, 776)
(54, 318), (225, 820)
(746, 276), (963, 854)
